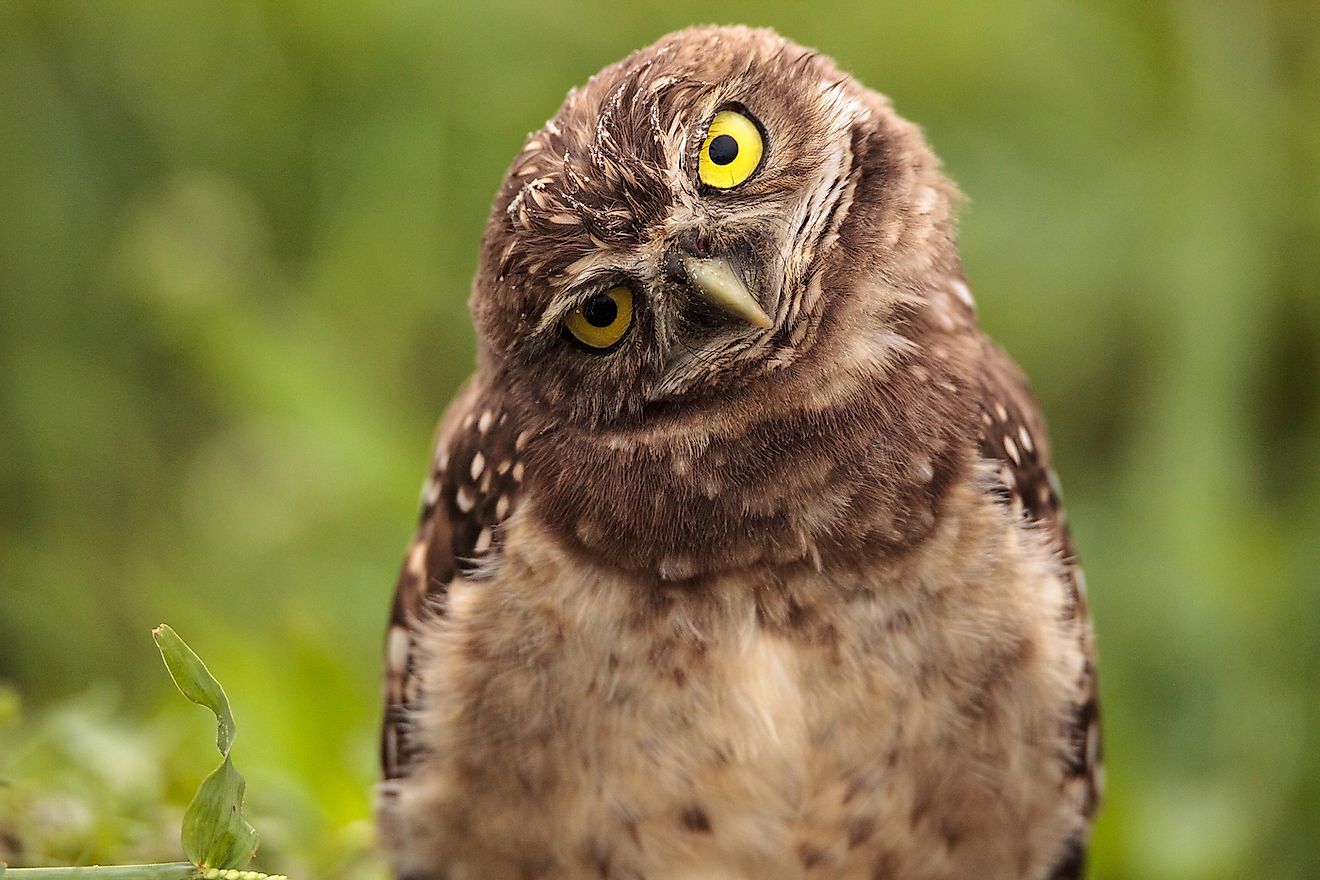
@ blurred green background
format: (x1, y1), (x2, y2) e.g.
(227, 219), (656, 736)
(2, 1), (1317, 877)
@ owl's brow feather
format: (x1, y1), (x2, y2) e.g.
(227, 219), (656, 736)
(825, 76), (852, 96)
(498, 36), (872, 314)
(790, 47), (821, 73)
(529, 273), (622, 338)
(590, 61), (648, 168)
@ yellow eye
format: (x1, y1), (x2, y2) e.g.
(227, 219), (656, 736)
(564, 286), (634, 350)
(698, 109), (765, 189)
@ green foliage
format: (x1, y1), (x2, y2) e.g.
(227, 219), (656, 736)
(1, 629), (280, 880)
(151, 629), (237, 759)
(151, 626), (257, 872)
(0, 2), (1317, 879)
(0, 866), (198, 879)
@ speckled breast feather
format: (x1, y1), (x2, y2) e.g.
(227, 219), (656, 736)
(378, 25), (1100, 880)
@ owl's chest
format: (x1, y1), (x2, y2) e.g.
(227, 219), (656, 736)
(397, 501), (1084, 880)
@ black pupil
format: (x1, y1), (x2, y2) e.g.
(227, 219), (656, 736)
(582, 294), (618, 328)
(708, 134), (739, 166)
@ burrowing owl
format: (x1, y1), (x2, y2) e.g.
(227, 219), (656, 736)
(378, 26), (1100, 880)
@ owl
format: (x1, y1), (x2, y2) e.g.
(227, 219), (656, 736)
(377, 26), (1100, 880)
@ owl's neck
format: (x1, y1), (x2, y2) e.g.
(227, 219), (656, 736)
(518, 292), (979, 582)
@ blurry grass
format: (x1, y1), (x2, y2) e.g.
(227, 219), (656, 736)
(0, 680), (382, 879)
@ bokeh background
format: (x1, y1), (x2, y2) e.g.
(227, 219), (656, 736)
(2, 1), (1318, 877)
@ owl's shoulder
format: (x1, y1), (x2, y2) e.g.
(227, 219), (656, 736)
(964, 330), (1103, 839)
(971, 336), (1070, 546)
(380, 376), (531, 781)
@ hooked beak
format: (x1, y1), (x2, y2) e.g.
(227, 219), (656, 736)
(681, 256), (774, 329)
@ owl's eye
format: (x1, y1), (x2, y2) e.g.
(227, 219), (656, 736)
(698, 109), (765, 190)
(564, 286), (634, 351)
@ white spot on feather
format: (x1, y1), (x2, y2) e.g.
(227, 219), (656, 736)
(406, 540), (427, 577)
(1004, 435), (1021, 465)
(949, 279), (975, 309)
(929, 292), (959, 332)
(421, 478), (439, 507)
(387, 626), (409, 674)
(470, 451), (485, 481)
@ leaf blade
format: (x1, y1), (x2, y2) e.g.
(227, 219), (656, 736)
(180, 756), (258, 870)
(151, 625), (235, 755)
(0, 863), (199, 878)
(151, 625), (258, 870)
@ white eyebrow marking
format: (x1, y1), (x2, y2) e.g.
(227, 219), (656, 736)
(949, 279), (975, 309)
(1018, 425), (1035, 454)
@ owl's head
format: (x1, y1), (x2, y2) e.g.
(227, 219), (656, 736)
(472, 26), (962, 427)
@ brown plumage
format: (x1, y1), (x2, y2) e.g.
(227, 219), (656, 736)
(379, 26), (1100, 880)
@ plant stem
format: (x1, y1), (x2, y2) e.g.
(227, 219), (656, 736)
(1, 864), (198, 879)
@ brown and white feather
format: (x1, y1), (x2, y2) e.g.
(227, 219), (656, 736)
(378, 25), (1100, 880)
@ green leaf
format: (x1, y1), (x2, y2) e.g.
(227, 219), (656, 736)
(0, 864), (199, 878)
(151, 626), (258, 870)
(179, 756), (257, 870)
(152, 625), (235, 755)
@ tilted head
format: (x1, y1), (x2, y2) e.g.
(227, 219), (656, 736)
(462, 27), (983, 579)
(472, 26), (966, 429)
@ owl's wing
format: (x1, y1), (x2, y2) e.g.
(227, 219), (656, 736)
(974, 337), (1102, 876)
(380, 378), (528, 781)
(974, 337), (1072, 558)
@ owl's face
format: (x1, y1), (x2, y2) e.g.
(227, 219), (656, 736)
(472, 27), (959, 428)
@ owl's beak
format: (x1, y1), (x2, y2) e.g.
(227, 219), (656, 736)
(681, 256), (774, 329)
